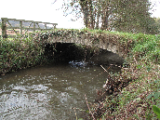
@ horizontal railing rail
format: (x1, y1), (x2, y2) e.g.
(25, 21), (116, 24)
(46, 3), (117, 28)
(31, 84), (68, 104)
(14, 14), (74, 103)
(1, 17), (58, 38)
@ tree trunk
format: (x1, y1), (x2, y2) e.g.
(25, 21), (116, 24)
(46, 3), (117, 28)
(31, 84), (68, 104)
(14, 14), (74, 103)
(101, 9), (109, 30)
(101, 0), (110, 30)
(96, 0), (101, 29)
(80, 0), (90, 28)
(89, 0), (94, 29)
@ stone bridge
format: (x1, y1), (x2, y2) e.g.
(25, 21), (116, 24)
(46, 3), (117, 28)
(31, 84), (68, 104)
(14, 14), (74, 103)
(34, 29), (129, 57)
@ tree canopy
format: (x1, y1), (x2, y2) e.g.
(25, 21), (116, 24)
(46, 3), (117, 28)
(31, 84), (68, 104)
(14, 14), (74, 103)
(53, 0), (159, 34)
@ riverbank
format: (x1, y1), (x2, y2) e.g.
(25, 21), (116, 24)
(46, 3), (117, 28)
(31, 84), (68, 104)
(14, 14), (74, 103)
(87, 31), (160, 120)
(0, 28), (160, 119)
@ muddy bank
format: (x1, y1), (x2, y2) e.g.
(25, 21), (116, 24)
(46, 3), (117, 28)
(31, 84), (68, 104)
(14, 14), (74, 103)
(91, 68), (134, 119)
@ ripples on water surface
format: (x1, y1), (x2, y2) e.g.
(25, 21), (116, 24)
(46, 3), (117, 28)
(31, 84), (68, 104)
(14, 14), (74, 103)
(0, 61), (111, 120)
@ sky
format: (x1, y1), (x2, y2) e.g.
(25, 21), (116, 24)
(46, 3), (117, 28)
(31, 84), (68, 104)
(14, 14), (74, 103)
(0, 0), (160, 29)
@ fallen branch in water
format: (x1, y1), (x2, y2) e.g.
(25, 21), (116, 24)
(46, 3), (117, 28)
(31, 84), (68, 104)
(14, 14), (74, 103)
(73, 107), (78, 120)
(100, 65), (112, 78)
(84, 94), (96, 120)
(100, 65), (110, 73)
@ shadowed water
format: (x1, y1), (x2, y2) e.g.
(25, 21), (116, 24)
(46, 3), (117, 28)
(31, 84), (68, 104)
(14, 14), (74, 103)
(0, 61), (118, 120)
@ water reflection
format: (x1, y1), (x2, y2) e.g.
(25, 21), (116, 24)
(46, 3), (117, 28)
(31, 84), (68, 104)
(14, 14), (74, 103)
(0, 61), (117, 120)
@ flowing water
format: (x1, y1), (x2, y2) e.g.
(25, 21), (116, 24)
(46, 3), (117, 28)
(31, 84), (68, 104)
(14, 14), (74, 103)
(0, 61), (119, 120)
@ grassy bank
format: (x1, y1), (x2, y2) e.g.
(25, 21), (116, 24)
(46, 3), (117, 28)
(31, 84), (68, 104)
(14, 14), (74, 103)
(0, 36), (46, 76)
(84, 29), (160, 119)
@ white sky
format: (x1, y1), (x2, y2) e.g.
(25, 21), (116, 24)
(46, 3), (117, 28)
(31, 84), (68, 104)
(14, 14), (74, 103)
(0, 0), (160, 29)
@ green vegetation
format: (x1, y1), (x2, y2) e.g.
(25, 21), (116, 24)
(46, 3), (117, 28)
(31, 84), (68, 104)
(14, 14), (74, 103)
(153, 105), (160, 119)
(56, 0), (160, 34)
(0, 35), (46, 75)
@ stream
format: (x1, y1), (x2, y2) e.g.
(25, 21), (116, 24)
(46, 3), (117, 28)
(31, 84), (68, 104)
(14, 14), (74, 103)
(0, 61), (119, 120)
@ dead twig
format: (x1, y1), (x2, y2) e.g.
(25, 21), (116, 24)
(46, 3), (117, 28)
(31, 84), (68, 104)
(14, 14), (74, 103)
(73, 107), (78, 120)
(133, 55), (138, 64)
(84, 94), (96, 120)
(100, 65), (110, 73)
(100, 65), (112, 79)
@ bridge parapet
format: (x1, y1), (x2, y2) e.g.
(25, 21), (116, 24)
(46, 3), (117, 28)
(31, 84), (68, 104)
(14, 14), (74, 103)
(33, 29), (131, 57)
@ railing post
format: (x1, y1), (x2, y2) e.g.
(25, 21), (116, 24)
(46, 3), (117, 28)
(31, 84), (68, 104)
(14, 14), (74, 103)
(2, 18), (7, 38)
(33, 22), (35, 32)
(44, 24), (47, 31)
(53, 24), (56, 29)
(20, 21), (22, 36)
